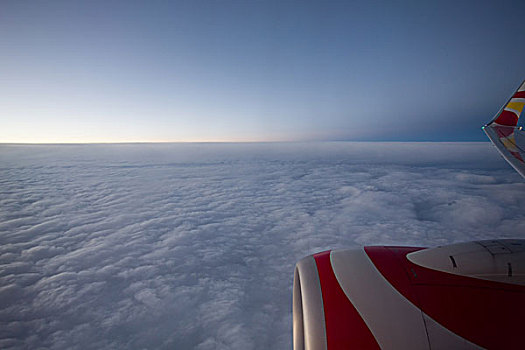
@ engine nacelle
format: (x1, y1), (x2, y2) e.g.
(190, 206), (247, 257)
(293, 240), (525, 349)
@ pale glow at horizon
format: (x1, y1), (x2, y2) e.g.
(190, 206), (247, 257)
(0, 134), (298, 144)
(0, 118), (320, 144)
(1, 107), (351, 143)
(0, 124), (300, 144)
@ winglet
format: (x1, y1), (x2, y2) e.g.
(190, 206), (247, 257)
(483, 80), (525, 178)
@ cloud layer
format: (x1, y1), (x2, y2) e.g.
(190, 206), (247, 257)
(0, 142), (524, 349)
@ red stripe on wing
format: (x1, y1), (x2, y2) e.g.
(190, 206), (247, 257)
(493, 124), (515, 138)
(510, 151), (524, 162)
(513, 91), (525, 99)
(494, 110), (519, 126)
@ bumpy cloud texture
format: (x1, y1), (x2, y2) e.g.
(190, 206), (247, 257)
(0, 143), (524, 349)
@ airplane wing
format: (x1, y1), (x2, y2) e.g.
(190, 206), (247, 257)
(293, 80), (525, 349)
(483, 80), (525, 178)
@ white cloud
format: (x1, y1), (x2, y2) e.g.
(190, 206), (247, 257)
(0, 142), (523, 349)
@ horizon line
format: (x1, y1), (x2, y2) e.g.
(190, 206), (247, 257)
(0, 140), (491, 146)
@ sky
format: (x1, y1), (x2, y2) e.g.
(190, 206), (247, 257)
(1, 143), (524, 348)
(1, 0), (525, 142)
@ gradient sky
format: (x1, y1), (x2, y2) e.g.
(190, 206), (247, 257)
(1, 0), (525, 143)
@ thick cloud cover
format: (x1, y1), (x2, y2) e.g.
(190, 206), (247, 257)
(0, 142), (524, 349)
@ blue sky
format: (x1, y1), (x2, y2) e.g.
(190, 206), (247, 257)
(1, 0), (525, 142)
